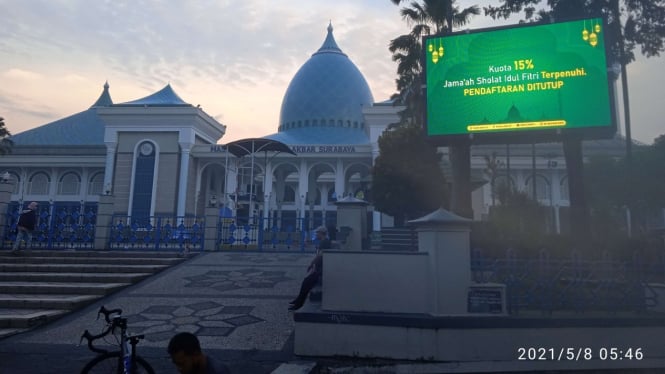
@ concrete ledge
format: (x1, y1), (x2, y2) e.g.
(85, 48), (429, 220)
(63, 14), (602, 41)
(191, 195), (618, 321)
(295, 310), (665, 364)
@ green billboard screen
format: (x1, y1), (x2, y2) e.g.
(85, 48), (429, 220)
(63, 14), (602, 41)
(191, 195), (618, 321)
(425, 18), (616, 144)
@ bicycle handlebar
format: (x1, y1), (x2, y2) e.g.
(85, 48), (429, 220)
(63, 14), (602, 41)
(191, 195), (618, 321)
(80, 329), (110, 354)
(80, 306), (125, 354)
(97, 306), (122, 323)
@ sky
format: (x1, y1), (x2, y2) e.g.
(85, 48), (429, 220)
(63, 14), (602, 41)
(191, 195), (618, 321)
(0, 0), (663, 144)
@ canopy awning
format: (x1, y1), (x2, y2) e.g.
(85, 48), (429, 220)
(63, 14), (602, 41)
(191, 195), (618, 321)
(223, 138), (296, 157)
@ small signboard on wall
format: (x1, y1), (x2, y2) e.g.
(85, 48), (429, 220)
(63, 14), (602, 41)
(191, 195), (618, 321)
(468, 284), (506, 314)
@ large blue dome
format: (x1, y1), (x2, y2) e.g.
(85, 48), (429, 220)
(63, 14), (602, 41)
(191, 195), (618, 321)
(276, 23), (374, 143)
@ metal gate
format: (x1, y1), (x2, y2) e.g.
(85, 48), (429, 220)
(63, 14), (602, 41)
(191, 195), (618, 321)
(4, 201), (98, 250)
(108, 215), (204, 251)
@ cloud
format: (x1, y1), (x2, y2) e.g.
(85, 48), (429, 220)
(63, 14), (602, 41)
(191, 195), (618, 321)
(3, 68), (43, 80)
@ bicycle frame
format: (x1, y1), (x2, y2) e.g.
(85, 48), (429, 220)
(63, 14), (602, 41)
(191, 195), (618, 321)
(80, 306), (149, 374)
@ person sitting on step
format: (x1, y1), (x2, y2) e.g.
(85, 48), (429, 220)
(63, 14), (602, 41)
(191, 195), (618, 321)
(289, 225), (331, 311)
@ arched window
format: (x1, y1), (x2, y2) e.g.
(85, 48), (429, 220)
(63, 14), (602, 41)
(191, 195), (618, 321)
(283, 185), (296, 203)
(4, 171), (20, 194)
(525, 174), (551, 202)
(58, 172), (81, 195)
(491, 174), (515, 203)
(560, 176), (570, 202)
(315, 188), (322, 205)
(131, 141), (157, 220)
(28, 172), (50, 195)
(88, 172), (104, 195)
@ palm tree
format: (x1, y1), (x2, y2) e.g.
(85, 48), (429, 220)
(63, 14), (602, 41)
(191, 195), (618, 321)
(389, 0), (479, 126)
(0, 117), (13, 155)
(389, 0), (479, 218)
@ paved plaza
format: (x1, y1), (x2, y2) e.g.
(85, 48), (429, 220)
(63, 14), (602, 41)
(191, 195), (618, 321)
(0, 251), (316, 373)
(1, 251), (665, 374)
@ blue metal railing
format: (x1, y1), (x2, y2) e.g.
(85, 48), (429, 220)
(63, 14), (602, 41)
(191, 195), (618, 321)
(215, 215), (338, 251)
(471, 248), (665, 315)
(4, 201), (97, 250)
(109, 215), (204, 251)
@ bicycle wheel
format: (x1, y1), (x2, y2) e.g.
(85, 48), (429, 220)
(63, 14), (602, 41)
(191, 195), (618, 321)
(80, 351), (155, 374)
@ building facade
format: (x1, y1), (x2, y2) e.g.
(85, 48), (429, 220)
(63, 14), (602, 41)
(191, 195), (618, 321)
(1, 23), (633, 250)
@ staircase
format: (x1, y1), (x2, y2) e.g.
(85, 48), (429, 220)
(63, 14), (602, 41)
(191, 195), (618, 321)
(379, 227), (418, 251)
(0, 249), (191, 339)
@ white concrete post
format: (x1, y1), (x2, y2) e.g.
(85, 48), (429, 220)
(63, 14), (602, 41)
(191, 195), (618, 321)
(409, 208), (472, 315)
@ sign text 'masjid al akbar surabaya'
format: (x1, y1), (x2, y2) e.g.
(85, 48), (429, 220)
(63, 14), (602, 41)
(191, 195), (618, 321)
(291, 145), (356, 153)
(209, 145), (357, 153)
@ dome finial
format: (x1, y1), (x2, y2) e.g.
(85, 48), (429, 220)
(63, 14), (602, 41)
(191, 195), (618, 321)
(91, 81), (113, 108)
(315, 21), (344, 56)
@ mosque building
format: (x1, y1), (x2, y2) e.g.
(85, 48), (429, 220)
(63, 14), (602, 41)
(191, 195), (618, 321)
(1, 23), (629, 250)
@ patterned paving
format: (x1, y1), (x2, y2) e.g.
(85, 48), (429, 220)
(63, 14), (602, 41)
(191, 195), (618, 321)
(184, 268), (292, 292)
(126, 301), (264, 342)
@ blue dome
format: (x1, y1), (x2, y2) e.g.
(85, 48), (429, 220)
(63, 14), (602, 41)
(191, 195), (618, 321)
(277, 23), (374, 141)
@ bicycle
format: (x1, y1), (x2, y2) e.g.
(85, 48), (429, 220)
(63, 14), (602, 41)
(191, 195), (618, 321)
(79, 306), (155, 374)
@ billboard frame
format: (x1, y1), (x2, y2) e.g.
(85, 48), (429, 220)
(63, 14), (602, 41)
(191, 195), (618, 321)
(422, 16), (618, 146)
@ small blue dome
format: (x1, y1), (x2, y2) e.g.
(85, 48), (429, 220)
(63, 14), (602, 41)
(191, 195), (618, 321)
(278, 23), (374, 140)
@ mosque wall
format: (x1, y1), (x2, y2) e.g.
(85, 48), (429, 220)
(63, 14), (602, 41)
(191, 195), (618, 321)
(154, 152), (179, 215)
(185, 156), (197, 215)
(116, 132), (179, 153)
(112, 152), (132, 214)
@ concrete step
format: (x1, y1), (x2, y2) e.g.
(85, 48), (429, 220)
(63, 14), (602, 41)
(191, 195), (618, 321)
(0, 282), (130, 295)
(0, 294), (99, 309)
(0, 328), (25, 339)
(0, 263), (169, 273)
(0, 250), (194, 339)
(0, 250), (185, 258)
(0, 272), (152, 283)
(0, 256), (183, 266)
(0, 308), (69, 328)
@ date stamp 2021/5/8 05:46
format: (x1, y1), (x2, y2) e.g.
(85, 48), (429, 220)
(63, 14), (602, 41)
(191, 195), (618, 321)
(517, 347), (644, 361)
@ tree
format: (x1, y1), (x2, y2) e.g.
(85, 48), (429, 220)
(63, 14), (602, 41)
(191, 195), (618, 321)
(485, 0), (665, 244)
(371, 123), (448, 225)
(388, 0), (480, 218)
(0, 117), (13, 155)
(585, 137), (665, 239)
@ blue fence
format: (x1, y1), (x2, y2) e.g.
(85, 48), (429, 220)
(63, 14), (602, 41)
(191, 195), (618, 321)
(4, 201), (97, 250)
(109, 215), (204, 251)
(216, 214), (338, 251)
(471, 248), (665, 315)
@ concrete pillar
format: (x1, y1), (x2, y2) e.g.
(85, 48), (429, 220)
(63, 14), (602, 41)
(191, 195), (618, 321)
(204, 205), (218, 251)
(408, 208), (472, 315)
(94, 194), (115, 250)
(335, 196), (369, 250)
(0, 180), (13, 241)
(177, 145), (192, 217)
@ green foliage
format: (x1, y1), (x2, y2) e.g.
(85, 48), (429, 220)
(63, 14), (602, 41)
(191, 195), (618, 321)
(0, 117), (13, 155)
(585, 139), (665, 239)
(484, 0), (665, 66)
(388, 0), (480, 124)
(371, 124), (448, 223)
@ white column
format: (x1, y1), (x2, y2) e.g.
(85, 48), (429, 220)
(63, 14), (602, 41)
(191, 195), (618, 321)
(334, 158), (344, 198)
(103, 142), (117, 195)
(298, 159), (308, 219)
(177, 144), (193, 217)
(263, 163), (273, 220)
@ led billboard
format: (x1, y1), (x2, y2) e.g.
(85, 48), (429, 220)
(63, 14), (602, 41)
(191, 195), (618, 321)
(425, 18), (616, 144)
